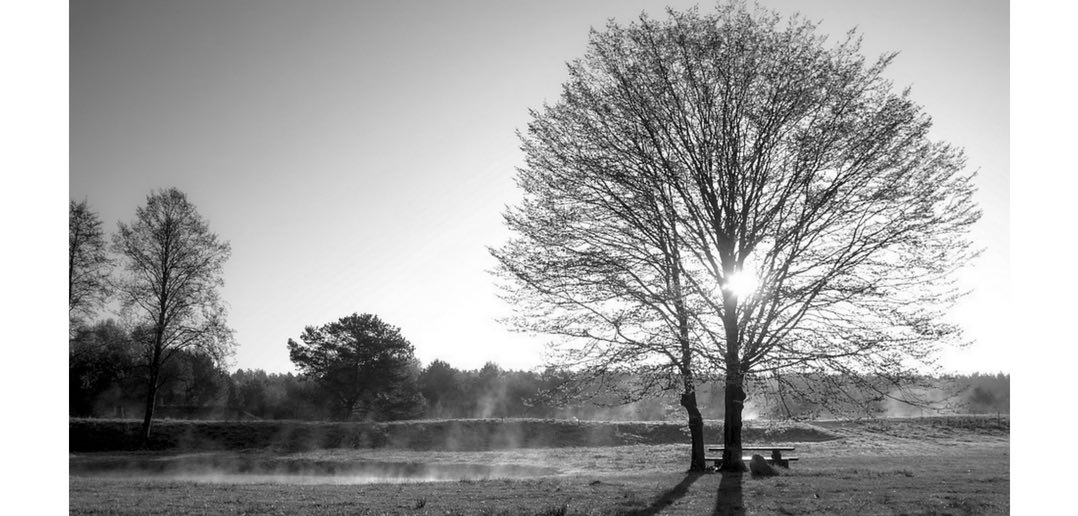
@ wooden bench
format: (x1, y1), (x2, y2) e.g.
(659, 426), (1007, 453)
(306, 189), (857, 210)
(705, 446), (799, 468)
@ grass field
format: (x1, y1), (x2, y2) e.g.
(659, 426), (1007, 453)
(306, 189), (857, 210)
(69, 416), (1008, 515)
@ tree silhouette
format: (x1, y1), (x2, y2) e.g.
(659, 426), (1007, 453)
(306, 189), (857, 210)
(112, 188), (234, 444)
(288, 313), (424, 420)
(419, 359), (465, 417)
(69, 199), (113, 333)
(494, 137), (717, 468)
(494, 3), (978, 471)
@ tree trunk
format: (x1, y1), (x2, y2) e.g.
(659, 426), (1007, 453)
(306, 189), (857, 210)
(142, 322), (165, 447)
(340, 397), (357, 421)
(720, 371), (748, 471)
(680, 391), (707, 472)
(720, 285), (747, 472)
(140, 371), (159, 447)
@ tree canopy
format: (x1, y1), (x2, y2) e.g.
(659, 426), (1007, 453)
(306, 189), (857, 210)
(69, 199), (113, 332)
(288, 313), (424, 421)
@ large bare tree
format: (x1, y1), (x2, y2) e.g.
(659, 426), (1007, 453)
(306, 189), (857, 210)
(112, 188), (234, 443)
(495, 3), (979, 471)
(69, 199), (113, 333)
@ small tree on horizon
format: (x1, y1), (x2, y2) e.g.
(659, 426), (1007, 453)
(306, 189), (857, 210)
(494, 3), (979, 471)
(112, 188), (234, 444)
(288, 313), (425, 421)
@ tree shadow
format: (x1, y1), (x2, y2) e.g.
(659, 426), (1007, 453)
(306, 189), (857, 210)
(626, 471), (705, 516)
(712, 471), (745, 516)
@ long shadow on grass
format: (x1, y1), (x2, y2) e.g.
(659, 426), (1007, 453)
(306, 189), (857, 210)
(712, 471), (745, 516)
(625, 471), (704, 516)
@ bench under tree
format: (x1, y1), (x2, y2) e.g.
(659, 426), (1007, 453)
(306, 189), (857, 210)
(705, 446), (799, 469)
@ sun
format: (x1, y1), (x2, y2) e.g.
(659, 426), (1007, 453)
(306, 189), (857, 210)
(723, 270), (758, 299)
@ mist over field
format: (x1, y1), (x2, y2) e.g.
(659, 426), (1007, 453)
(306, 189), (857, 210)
(70, 415), (1009, 515)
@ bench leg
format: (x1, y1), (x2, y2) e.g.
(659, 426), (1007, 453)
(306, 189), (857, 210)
(770, 450), (790, 469)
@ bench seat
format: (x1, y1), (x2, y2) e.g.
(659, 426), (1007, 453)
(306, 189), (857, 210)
(706, 456), (800, 462)
(707, 447), (796, 452)
(706, 456), (799, 468)
(704, 445), (798, 468)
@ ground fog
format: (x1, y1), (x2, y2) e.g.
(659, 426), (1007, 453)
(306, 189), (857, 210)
(70, 416), (1007, 515)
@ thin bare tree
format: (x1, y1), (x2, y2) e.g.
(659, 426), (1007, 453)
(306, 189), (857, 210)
(69, 199), (113, 333)
(112, 188), (234, 443)
(495, 3), (979, 471)
(495, 151), (717, 470)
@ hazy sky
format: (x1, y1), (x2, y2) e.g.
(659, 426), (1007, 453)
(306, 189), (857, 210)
(70, 0), (1008, 374)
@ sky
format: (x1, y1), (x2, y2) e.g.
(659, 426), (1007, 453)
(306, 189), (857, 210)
(69, 0), (1009, 375)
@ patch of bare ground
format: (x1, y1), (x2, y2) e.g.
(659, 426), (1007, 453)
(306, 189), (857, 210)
(70, 416), (1008, 515)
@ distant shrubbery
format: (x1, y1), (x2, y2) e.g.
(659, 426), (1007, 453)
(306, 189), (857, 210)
(960, 373), (1010, 414)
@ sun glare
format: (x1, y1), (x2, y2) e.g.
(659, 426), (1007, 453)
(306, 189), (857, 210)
(723, 271), (758, 299)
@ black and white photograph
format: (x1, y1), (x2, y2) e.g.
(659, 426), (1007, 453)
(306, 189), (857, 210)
(10, 0), (1061, 513)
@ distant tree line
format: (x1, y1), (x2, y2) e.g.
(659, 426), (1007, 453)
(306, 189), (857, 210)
(961, 373), (1010, 414)
(70, 321), (1009, 421)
